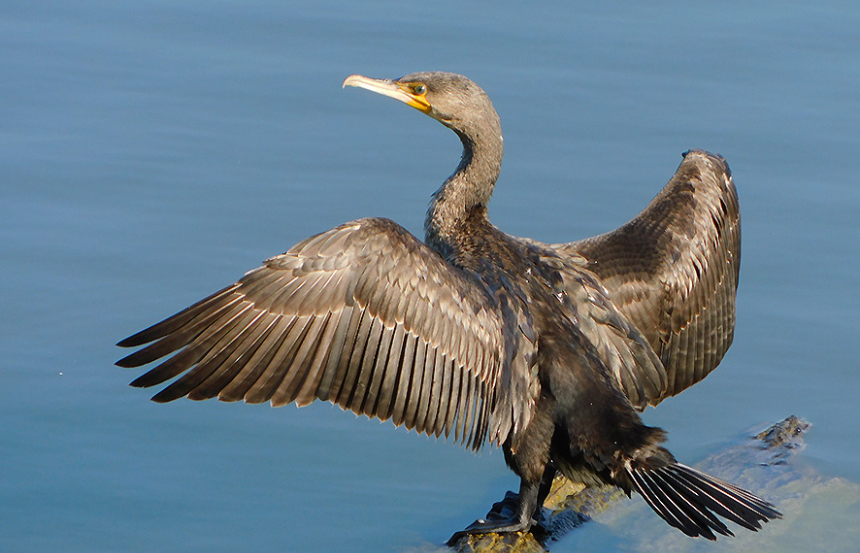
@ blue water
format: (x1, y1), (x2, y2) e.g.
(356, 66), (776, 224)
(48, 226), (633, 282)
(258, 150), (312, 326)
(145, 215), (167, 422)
(2, 2), (858, 552)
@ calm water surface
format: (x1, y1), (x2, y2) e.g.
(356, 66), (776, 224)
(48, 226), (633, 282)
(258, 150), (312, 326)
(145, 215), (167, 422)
(2, 2), (858, 552)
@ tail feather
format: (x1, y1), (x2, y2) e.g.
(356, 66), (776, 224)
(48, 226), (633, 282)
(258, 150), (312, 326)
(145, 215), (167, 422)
(668, 465), (779, 530)
(628, 463), (781, 540)
(631, 469), (730, 540)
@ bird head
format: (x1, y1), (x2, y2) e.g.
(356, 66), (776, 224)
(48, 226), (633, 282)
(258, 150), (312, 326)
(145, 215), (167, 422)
(343, 72), (499, 139)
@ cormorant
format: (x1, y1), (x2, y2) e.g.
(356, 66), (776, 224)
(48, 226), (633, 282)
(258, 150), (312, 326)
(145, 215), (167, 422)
(117, 72), (779, 541)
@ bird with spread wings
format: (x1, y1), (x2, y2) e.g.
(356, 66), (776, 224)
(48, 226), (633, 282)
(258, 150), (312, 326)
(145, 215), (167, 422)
(118, 72), (774, 543)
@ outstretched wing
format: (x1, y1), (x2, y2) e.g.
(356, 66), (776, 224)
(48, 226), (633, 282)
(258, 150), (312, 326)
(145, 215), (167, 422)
(557, 150), (741, 400)
(117, 217), (525, 450)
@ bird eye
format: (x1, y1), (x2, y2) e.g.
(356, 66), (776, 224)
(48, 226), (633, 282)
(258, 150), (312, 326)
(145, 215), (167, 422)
(413, 84), (427, 95)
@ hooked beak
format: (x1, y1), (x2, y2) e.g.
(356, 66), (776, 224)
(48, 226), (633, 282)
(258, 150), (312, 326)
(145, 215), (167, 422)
(343, 74), (431, 113)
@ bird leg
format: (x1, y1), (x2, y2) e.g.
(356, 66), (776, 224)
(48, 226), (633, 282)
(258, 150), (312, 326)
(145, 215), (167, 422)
(447, 465), (556, 545)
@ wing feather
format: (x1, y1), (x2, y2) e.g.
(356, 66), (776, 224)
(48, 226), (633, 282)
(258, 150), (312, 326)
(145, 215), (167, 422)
(391, 333), (417, 427)
(445, 361), (462, 439)
(403, 338), (428, 431)
(425, 348), (445, 437)
(219, 315), (291, 402)
(558, 150), (740, 401)
(247, 315), (313, 404)
(353, 316), (385, 414)
(118, 218), (521, 449)
(186, 310), (272, 401)
(376, 324), (406, 421)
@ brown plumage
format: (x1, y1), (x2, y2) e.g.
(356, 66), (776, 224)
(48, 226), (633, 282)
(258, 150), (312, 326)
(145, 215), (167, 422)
(557, 151), (740, 396)
(117, 72), (777, 541)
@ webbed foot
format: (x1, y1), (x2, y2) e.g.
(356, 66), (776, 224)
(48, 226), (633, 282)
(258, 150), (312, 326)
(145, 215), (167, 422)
(446, 491), (544, 546)
(447, 518), (534, 546)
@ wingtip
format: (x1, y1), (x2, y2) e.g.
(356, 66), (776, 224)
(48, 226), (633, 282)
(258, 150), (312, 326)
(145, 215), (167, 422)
(116, 345), (164, 369)
(116, 334), (144, 348)
(115, 353), (141, 368)
(149, 385), (185, 403)
(128, 373), (151, 388)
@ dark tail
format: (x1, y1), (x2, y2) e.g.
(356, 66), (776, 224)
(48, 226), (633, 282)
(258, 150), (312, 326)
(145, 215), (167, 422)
(627, 463), (781, 540)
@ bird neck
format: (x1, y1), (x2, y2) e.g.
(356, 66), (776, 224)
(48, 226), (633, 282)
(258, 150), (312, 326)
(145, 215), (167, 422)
(425, 125), (503, 258)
